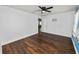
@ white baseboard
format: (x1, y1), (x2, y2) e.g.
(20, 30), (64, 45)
(42, 31), (71, 37)
(1, 32), (37, 46)
(71, 37), (78, 54)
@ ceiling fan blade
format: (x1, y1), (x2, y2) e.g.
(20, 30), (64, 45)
(47, 7), (53, 9)
(46, 10), (51, 12)
(38, 6), (43, 9)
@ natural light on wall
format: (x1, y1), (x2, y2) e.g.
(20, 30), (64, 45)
(73, 11), (79, 35)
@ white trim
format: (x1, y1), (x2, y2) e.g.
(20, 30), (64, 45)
(42, 31), (70, 37)
(71, 37), (78, 54)
(1, 32), (37, 45)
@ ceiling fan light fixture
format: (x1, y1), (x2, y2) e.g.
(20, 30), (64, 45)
(42, 11), (46, 13)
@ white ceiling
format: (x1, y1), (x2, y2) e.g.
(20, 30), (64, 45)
(6, 5), (77, 16)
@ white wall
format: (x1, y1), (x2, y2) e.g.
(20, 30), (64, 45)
(0, 6), (38, 45)
(42, 11), (75, 37)
(0, 6), (75, 53)
(0, 45), (2, 54)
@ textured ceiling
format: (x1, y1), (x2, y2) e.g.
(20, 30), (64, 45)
(6, 5), (77, 16)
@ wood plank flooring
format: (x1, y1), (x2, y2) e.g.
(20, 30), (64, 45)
(2, 32), (75, 54)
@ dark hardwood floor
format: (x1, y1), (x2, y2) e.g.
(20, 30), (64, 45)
(2, 32), (75, 54)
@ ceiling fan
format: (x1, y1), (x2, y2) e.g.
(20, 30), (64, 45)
(38, 6), (53, 13)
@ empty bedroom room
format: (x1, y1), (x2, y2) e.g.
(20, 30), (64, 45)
(0, 5), (79, 54)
